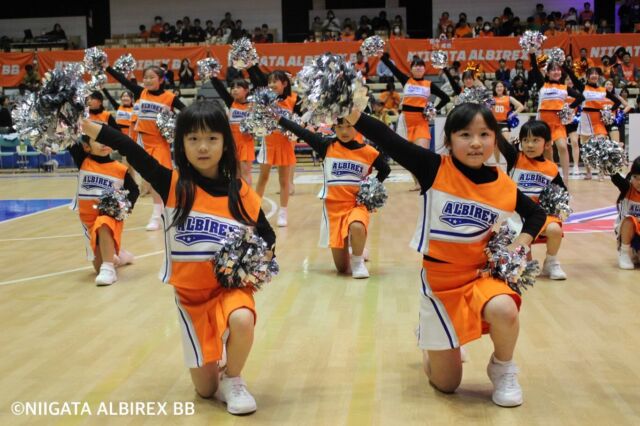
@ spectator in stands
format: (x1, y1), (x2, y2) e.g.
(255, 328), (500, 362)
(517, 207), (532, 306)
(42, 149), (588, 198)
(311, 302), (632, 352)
(22, 64), (40, 92)
(151, 16), (163, 37)
(160, 63), (175, 88)
(512, 17), (524, 36)
(478, 21), (494, 37)
(379, 82), (401, 113)
(341, 25), (355, 41)
(204, 20), (216, 39)
(393, 15), (404, 32)
(215, 27), (229, 44)
(617, 52), (639, 87)
(304, 32), (317, 43)
(0, 96), (13, 132)
(563, 7), (579, 28)
(178, 59), (196, 88)
(577, 48), (595, 78)
(173, 20), (185, 42)
(188, 19), (206, 42)
(376, 11), (391, 32)
(354, 51), (369, 79)
(262, 24), (274, 42)
(490, 17), (503, 36)
(619, 87), (635, 109)
(220, 12), (234, 30)
(342, 18), (354, 31)
(601, 56), (614, 79)
(139, 25), (150, 39)
(500, 8), (514, 35)
(182, 16), (192, 33)
(443, 25), (455, 40)
(579, 2), (594, 24)
(495, 59), (510, 84)
(473, 16), (484, 37)
(597, 19), (612, 34)
(46, 23), (66, 41)
(510, 59), (528, 81)
(580, 20), (596, 34)
(159, 23), (174, 43)
(439, 12), (453, 35)
(454, 13), (473, 38)
(252, 27), (265, 43)
(356, 16), (372, 40)
(390, 24), (404, 39)
(510, 75), (529, 110)
(231, 20), (247, 41)
(544, 19), (559, 36)
(311, 16), (323, 34)
(535, 3), (546, 20)
(323, 10), (341, 34)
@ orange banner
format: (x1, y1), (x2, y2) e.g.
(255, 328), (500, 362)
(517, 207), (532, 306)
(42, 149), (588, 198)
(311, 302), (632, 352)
(0, 52), (35, 87)
(569, 33), (640, 66)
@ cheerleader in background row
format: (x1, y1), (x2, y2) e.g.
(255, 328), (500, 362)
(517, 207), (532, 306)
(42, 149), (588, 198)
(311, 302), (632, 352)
(604, 79), (632, 148)
(103, 88), (135, 134)
(530, 53), (584, 183)
(277, 114), (390, 278)
(87, 91), (119, 129)
(106, 65), (186, 231)
(564, 77), (582, 178)
(210, 74), (255, 185)
(611, 156), (640, 270)
(345, 103), (546, 407)
(491, 80), (525, 164)
(81, 101), (276, 416)
(443, 63), (485, 96)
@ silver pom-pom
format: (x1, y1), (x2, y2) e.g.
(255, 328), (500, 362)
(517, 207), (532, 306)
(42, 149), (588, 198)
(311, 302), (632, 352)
(86, 73), (107, 92)
(557, 103), (576, 125)
(295, 53), (363, 126)
(580, 135), (626, 176)
(93, 188), (132, 221)
(547, 48), (566, 66)
(228, 37), (258, 69)
(600, 105), (615, 126)
(356, 175), (388, 212)
(113, 53), (137, 76)
(484, 224), (540, 295)
(538, 184), (572, 221)
(431, 50), (448, 69)
(279, 112), (304, 141)
(423, 101), (437, 121)
(196, 57), (222, 80)
(455, 86), (496, 109)
(156, 108), (176, 143)
(360, 35), (385, 58)
(83, 47), (108, 75)
(518, 30), (547, 54)
(240, 88), (279, 137)
(211, 227), (278, 291)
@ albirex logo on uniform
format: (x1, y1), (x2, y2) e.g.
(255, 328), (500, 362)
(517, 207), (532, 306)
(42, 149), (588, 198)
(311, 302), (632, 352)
(403, 84), (430, 97)
(230, 109), (248, 120)
(174, 216), (238, 246)
(331, 161), (364, 178)
(629, 204), (640, 216)
(81, 175), (115, 192)
(439, 201), (498, 228)
(139, 101), (166, 115)
(516, 172), (550, 189)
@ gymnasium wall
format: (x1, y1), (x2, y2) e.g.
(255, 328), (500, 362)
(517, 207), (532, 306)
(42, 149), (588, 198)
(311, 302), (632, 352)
(109, 0), (283, 40)
(0, 16), (87, 48)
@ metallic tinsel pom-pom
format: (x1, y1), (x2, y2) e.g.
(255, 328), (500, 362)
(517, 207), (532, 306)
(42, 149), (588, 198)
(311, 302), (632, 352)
(93, 188), (132, 221)
(228, 38), (259, 69)
(455, 86), (496, 109)
(538, 184), (572, 221)
(279, 112), (304, 141)
(86, 73), (107, 92)
(360, 35), (385, 57)
(430, 50), (448, 69)
(423, 102), (437, 121)
(518, 31), (546, 53)
(580, 135), (626, 176)
(156, 108), (176, 143)
(557, 104), (576, 125)
(600, 105), (615, 126)
(240, 87), (280, 137)
(211, 227), (279, 291)
(356, 176), (388, 212)
(547, 47), (566, 67)
(197, 57), (222, 80)
(84, 47), (108, 75)
(113, 54), (137, 76)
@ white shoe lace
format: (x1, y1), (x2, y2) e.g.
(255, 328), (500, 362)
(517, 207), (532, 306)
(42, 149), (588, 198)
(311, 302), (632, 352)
(494, 364), (520, 392)
(227, 377), (251, 399)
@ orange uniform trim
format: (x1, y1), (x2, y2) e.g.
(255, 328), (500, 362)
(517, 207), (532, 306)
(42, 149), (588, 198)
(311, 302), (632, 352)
(89, 110), (112, 125)
(135, 89), (175, 135)
(492, 95), (510, 122)
(229, 101), (255, 163)
(538, 82), (568, 111)
(402, 78), (431, 109)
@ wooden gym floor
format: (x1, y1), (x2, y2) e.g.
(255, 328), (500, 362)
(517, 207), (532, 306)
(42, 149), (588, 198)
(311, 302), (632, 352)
(0, 166), (638, 425)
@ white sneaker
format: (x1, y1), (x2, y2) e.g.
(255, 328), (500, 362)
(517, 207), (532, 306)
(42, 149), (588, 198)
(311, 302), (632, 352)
(569, 166), (581, 180)
(146, 216), (161, 231)
(115, 249), (135, 266)
(487, 356), (523, 407)
(350, 259), (369, 279)
(277, 208), (287, 227)
(95, 265), (117, 286)
(215, 374), (257, 415)
(542, 258), (567, 280)
(618, 250), (635, 270)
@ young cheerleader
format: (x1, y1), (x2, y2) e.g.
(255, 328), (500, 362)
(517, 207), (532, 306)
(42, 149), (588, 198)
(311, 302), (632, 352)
(81, 101), (276, 415)
(87, 91), (119, 129)
(443, 63), (484, 96)
(611, 156), (640, 269)
(345, 103), (546, 407)
(69, 134), (139, 285)
(500, 120), (568, 279)
(380, 53), (450, 190)
(604, 79), (632, 147)
(530, 53), (584, 183)
(564, 77), (582, 178)
(210, 75), (255, 185)
(106, 65), (186, 231)
(491, 80), (525, 163)
(277, 115), (390, 278)
(102, 88), (135, 134)
(247, 66), (301, 226)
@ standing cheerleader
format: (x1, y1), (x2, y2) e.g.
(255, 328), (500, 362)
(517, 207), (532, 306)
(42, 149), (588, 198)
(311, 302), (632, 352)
(247, 66), (301, 226)
(103, 88), (135, 134)
(69, 134), (139, 285)
(611, 156), (640, 269)
(529, 53), (584, 183)
(81, 101), (275, 415)
(380, 52), (450, 189)
(564, 77), (582, 178)
(211, 75), (255, 185)
(106, 65), (186, 230)
(345, 104), (546, 407)
(500, 120), (568, 279)
(491, 80), (525, 164)
(604, 79), (632, 148)
(87, 91), (119, 129)
(278, 115), (390, 278)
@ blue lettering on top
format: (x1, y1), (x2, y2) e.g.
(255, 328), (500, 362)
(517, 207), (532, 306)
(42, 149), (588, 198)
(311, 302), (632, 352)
(331, 161), (364, 178)
(174, 216), (238, 246)
(517, 173), (550, 189)
(81, 175), (115, 191)
(439, 201), (499, 228)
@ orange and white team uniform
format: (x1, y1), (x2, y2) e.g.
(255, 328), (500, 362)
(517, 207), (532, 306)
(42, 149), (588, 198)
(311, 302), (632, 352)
(88, 110), (112, 125)
(578, 86), (613, 136)
(411, 156), (519, 349)
(129, 101), (140, 142)
(115, 105), (134, 135)
(161, 172), (262, 367)
(492, 95), (510, 129)
(616, 184), (640, 240)
(397, 78), (432, 142)
(537, 83), (569, 141)
(318, 142), (380, 248)
(135, 89), (176, 169)
(257, 94), (297, 166)
(228, 101), (256, 163)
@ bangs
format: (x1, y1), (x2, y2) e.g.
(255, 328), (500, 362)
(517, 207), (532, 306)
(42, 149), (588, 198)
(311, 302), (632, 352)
(176, 101), (230, 136)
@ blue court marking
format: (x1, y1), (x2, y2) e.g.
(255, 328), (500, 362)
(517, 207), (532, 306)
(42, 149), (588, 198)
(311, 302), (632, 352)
(0, 199), (72, 222)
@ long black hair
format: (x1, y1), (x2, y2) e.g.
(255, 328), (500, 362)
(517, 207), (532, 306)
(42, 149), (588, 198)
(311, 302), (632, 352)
(268, 70), (292, 97)
(169, 101), (255, 229)
(617, 156), (640, 204)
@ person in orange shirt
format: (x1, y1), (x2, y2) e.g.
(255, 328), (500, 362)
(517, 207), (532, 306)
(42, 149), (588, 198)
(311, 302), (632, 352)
(81, 101), (276, 416)
(612, 156), (640, 269)
(378, 81), (401, 113)
(491, 81), (524, 163)
(69, 133), (139, 285)
(478, 22), (494, 37)
(438, 12), (453, 36)
(102, 88), (134, 134)
(341, 24), (356, 41)
(544, 20), (559, 36)
(616, 52), (639, 87)
(345, 103), (546, 407)
(150, 16), (163, 37)
(87, 91), (119, 129)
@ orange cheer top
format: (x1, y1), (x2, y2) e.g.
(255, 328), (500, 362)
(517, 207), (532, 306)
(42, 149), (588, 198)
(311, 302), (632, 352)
(73, 157), (128, 225)
(228, 101), (252, 145)
(410, 156), (517, 266)
(402, 78), (432, 109)
(161, 172), (262, 290)
(115, 105), (134, 130)
(582, 86), (613, 110)
(318, 141), (379, 202)
(89, 110), (112, 125)
(492, 96), (510, 122)
(620, 185), (640, 219)
(510, 153), (559, 203)
(135, 89), (176, 135)
(621, 64), (636, 82)
(538, 82), (568, 111)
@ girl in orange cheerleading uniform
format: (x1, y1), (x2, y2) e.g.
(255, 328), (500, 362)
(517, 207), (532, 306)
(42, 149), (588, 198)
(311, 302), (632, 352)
(345, 103), (545, 407)
(278, 115), (390, 279)
(81, 101), (275, 416)
(69, 134), (139, 286)
(106, 65), (186, 231)
(211, 76), (255, 185)
(247, 66), (302, 227)
(500, 120), (568, 280)
(87, 91), (118, 129)
(491, 80), (524, 163)
(103, 88), (135, 134)
(612, 156), (640, 269)
(530, 53), (584, 183)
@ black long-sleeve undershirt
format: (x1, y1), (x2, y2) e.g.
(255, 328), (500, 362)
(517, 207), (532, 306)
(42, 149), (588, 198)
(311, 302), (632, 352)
(499, 140), (567, 190)
(353, 113), (546, 238)
(529, 54), (584, 109)
(210, 77), (235, 108)
(563, 66), (622, 111)
(611, 173), (630, 194)
(278, 117), (391, 182)
(105, 67), (186, 110)
(93, 125), (274, 247)
(247, 65), (303, 114)
(102, 88), (119, 109)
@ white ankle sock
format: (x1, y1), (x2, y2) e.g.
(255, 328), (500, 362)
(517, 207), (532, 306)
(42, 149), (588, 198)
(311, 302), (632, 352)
(492, 354), (512, 365)
(351, 255), (363, 263)
(621, 244), (631, 252)
(152, 203), (162, 218)
(546, 254), (557, 262)
(101, 262), (115, 271)
(279, 206), (287, 212)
